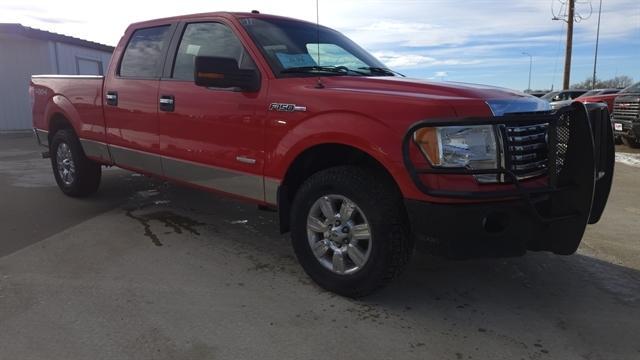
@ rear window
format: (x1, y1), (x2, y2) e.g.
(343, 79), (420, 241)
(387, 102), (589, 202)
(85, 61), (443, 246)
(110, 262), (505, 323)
(119, 25), (171, 78)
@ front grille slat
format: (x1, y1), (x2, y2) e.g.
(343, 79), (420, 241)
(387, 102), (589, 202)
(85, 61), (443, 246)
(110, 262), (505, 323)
(613, 101), (640, 121)
(512, 159), (547, 171)
(504, 117), (569, 180)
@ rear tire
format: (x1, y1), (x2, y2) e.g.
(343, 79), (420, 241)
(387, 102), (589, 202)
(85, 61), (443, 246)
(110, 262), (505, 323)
(622, 136), (640, 148)
(50, 129), (101, 197)
(290, 166), (412, 297)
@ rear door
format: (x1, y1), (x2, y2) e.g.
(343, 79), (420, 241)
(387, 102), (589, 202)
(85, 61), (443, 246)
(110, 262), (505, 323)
(104, 24), (176, 175)
(157, 20), (268, 202)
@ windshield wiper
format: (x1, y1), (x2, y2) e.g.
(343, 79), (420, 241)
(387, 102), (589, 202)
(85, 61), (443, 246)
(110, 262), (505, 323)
(280, 66), (367, 76)
(358, 67), (405, 77)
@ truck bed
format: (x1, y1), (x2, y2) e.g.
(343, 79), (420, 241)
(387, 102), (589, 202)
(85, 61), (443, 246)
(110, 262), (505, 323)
(30, 75), (107, 149)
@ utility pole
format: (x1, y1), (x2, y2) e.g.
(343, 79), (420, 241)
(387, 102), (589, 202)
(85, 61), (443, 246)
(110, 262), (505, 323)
(592, 0), (603, 89)
(563, 0), (575, 90)
(522, 52), (533, 91)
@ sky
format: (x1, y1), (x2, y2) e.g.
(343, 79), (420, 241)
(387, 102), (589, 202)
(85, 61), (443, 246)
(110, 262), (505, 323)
(1, 0), (638, 91)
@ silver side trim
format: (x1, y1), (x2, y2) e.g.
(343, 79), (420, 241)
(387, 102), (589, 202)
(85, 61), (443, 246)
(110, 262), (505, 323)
(108, 144), (164, 176)
(163, 157), (264, 202)
(33, 128), (49, 147)
(31, 75), (104, 79)
(80, 139), (112, 162)
(96, 142), (279, 204)
(265, 178), (280, 205)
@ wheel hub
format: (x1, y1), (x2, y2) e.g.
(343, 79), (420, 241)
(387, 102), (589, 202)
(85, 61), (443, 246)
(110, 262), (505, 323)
(306, 195), (372, 275)
(56, 142), (76, 186)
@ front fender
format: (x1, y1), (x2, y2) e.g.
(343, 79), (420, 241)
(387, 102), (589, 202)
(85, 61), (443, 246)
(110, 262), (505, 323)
(265, 111), (418, 198)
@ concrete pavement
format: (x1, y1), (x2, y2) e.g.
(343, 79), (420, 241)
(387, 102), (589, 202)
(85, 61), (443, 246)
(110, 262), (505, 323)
(1, 134), (639, 360)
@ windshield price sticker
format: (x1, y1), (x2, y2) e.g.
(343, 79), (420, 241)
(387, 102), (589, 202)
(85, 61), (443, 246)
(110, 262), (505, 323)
(275, 53), (318, 69)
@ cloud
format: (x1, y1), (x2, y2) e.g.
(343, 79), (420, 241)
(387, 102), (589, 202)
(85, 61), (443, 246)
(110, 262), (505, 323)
(0, 0), (636, 90)
(373, 51), (482, 69)
(351, 21), (468, 47)
(27, 15), (86, 24)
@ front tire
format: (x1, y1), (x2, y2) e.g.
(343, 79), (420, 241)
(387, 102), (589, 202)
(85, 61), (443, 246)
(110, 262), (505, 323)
(290, 166), (412, 297)
(50, 129), (101, 197)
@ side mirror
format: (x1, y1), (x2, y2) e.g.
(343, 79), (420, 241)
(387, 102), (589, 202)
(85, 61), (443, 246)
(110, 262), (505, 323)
(194, 56), (260, 92)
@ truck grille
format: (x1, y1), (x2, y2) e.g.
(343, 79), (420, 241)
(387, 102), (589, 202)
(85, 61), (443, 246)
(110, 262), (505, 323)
(612, 100), (640, 121)
(504, 122), (549, 180)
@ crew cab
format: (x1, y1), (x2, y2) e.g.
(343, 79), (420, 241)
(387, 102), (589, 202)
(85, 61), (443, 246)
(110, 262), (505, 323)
(30, 12), (614, 297)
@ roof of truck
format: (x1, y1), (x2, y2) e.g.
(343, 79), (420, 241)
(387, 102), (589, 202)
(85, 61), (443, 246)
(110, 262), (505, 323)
(127, 11), (318, 30)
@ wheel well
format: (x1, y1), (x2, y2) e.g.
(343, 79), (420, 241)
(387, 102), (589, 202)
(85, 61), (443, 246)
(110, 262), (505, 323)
(278, 143), (401, 233)
(48, 113), (74, 143)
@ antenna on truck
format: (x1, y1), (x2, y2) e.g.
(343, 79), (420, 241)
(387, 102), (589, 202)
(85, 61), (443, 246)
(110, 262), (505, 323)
(314, 0), (325, 89)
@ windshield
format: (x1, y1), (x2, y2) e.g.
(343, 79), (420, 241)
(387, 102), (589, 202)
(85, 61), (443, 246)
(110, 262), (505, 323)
(240, 17), (393, 77)
(621, 82), (640, 94)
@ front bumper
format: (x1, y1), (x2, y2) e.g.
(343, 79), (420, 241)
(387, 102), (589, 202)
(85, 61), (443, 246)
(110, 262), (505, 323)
(402, 102), (615, 257)
(612, 119), (640, 140)
(405, 198), (572, 258)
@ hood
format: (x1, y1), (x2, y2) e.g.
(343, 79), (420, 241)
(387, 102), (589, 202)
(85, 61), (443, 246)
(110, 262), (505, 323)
(322, 76), (550, 116)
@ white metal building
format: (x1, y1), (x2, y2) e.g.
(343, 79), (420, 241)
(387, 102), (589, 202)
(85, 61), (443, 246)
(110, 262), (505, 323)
(0, 24), (114, 131)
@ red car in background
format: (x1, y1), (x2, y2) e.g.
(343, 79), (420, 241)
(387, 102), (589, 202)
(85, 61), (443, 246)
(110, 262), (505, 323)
(574, 88), (622, 113)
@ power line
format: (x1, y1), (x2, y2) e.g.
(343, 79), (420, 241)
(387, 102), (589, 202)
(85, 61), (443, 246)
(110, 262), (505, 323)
(551, 0), (593, 89)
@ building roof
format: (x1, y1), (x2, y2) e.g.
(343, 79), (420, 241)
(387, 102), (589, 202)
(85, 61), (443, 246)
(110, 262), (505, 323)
(0, 23), (114, 52)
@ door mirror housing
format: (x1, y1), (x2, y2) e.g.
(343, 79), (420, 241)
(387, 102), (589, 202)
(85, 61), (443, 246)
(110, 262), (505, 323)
(194, 56), (260, 92)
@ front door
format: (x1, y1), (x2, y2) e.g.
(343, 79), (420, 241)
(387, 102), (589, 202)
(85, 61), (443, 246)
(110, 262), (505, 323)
(157, 20), (267, 202)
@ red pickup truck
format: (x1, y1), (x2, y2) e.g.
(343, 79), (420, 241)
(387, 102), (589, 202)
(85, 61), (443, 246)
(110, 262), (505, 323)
(31, 12), (615, 296)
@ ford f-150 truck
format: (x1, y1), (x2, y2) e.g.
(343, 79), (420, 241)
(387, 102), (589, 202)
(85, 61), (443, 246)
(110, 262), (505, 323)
(30, 12), (615, 297)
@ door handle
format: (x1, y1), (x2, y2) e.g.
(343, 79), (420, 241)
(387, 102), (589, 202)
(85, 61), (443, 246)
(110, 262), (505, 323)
(159, 95), (175, 112)
(236, 156), (257, 165)
(106, 91), (118, 106)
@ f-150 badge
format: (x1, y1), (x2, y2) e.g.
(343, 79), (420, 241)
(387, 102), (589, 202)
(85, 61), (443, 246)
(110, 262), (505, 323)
(269, 103), (307, 112)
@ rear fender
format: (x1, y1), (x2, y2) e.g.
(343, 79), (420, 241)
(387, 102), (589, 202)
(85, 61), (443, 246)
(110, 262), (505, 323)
(44, 94), (82, 135)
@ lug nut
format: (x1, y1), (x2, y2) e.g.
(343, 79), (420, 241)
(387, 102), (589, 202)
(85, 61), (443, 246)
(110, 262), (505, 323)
(335, 220), (341, 226)
(341, 227), (349, 233)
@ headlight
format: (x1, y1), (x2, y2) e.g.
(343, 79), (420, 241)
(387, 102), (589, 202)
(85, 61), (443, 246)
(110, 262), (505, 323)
(413, 125), (498, 170)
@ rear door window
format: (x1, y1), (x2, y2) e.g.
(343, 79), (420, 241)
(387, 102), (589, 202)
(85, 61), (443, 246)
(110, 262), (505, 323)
(119, 25), (172, 78)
